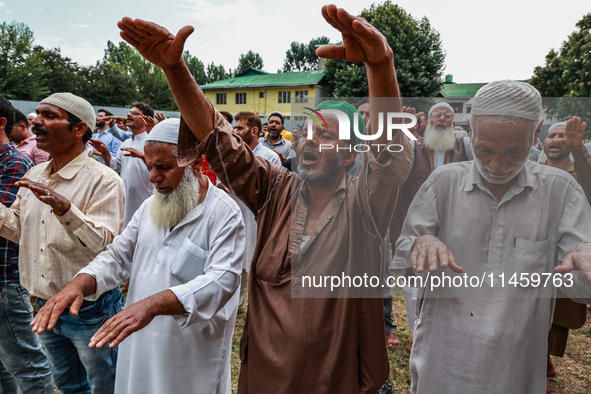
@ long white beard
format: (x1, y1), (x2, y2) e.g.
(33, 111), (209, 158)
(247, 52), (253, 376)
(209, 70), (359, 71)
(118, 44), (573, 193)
(150, 167), (201, 229)
(474, 154), (527, 185)
(423, 125), (456, 151)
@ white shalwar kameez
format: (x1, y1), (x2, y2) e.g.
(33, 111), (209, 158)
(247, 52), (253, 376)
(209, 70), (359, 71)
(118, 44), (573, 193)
(79, 180), (244, 394)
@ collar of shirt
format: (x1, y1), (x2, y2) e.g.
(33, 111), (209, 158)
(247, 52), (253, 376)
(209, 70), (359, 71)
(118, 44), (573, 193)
(39, 150), (90, 181)
(463, 160), (534, 196)
(0, 142), (16, 158)
(263, 134), (286, 146)
(131, 131), (148, 141)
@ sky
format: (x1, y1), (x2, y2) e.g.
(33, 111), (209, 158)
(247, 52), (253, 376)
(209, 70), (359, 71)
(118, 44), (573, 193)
(1, 0), (589, 84)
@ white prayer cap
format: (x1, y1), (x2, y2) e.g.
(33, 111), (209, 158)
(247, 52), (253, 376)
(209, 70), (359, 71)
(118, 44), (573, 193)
(428, 102), (454, 118)
(27, 112), (36, 118)
(40, 92), (96, 131)
(145, 118), (180, 145)
(471, 80), (542, 121)
(547, 121), (567, 133)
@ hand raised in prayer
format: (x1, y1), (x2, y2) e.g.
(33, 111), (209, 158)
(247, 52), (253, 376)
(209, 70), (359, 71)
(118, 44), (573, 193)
(555, 242), (591, 281)
(16, 178), (71, 216)
(316, 5), (393, 66)
(154, 112), (169, 123)
(402, 106), (425, 140)
(556, 116), (586, 150)
(117, 17), (194, 70)
(89, 139), (112, 166)
(140, 115), (156, 133)
(121, 147), (146, 165)
(410, 235), (464, 273)
(30, 275), (95, 333)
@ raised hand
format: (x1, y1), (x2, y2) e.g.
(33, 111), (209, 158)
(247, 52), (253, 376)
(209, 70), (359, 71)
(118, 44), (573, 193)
(556, 116), (586, 150)
(316, 5), (393, 65)
(140, 115), (156, 133)
(154, 112), (169, 123)
(117, 17), (194, 70)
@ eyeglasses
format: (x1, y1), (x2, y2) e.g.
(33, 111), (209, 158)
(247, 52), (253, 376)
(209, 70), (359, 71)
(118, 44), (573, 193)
(129, 111), (141, 116)
(431, 112), (453, 119)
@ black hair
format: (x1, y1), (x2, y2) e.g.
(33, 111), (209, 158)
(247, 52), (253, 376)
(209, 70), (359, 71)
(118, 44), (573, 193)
(66, 112), (92, 143)
(98, 108), (114, 116)
(131, 102), (154, 118)
(269, 111), (284, 125)
(14, 109), (28, 128)
(220, 111), (234, 124)
(0, 95), (15, 138)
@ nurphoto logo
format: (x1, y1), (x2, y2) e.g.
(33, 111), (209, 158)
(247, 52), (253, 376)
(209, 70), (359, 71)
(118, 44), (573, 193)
(303, 107), (417, 152)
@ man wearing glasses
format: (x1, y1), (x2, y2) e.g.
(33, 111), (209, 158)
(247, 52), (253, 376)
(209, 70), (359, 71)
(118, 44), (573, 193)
(91, 103), (154, 225)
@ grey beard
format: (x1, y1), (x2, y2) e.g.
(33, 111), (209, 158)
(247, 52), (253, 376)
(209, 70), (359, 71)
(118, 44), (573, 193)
(423, 126), (456, 151)
(474, 155), (527, 185)
(297, 151), (345, 186)
(150, 167), (201, 229)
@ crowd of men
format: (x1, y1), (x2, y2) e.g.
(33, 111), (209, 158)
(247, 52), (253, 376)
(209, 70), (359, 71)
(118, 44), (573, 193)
(0, 4), (590, 394)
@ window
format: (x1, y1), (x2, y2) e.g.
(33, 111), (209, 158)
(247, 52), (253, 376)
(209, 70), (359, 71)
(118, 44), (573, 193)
(293, 116), (307, 122)
(235, 93), (247, 104)
(278, 91), (291, 104)
(295, 90), (308, 103)
(259, 92), (266, 98)
(216, 93), (227, 105)
(450, 102), (463, 113)
(466, 105), (472, 114)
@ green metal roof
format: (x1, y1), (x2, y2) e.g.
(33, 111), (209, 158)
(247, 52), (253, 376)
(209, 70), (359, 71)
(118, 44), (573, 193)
(440, 83), (487, 98)
(201, 69), (325, 90)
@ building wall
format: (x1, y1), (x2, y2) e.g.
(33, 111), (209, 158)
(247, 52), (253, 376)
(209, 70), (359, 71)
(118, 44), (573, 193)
(204, 86), (317, 119)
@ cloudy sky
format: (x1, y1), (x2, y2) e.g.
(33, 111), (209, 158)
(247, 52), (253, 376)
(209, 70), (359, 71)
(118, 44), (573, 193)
(1, 0), (589, 83)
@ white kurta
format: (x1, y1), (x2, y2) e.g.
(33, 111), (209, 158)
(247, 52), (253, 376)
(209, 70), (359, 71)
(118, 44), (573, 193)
(391, 161), (591, 393)
(109, 132), (153, 225)
(79, 180), (244, 394)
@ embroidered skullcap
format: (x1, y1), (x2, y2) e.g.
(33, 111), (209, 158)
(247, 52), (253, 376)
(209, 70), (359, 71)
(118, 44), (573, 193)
(471, 80), (542, 121)
(40, 93), (96, 131)
(145, 118), (180, 145)
(428, 102), (454, 119)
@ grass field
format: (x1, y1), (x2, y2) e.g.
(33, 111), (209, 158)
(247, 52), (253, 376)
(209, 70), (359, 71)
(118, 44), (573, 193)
(230, 299), (591, 393)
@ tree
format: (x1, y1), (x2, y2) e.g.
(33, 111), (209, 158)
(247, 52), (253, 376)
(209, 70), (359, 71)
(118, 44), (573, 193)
(235, 50), (264, 75)
(183, 51), (207, 85)
(531, 13), (591, 138)
(322, 1), (445, 98)
(282, 36), (330, 72)
(30, 46), (85, 97)
(0, 21), (46, 100)
(80, 60), (136, 107)
(206, 63), (230, 83)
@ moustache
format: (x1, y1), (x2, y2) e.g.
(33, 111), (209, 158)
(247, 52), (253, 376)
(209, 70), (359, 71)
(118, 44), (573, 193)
(32, 126), (48, 134)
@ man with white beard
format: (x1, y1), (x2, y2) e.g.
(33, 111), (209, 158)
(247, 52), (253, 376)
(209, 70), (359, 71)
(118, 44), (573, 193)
(391, 80), (591, 392)
(389, 102), (471, 354)
(31, 118), (245, 394)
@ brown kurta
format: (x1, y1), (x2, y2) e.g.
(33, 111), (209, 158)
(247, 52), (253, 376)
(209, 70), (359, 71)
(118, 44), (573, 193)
(179, 111), (413, 393)
(541, 149), (591, 356)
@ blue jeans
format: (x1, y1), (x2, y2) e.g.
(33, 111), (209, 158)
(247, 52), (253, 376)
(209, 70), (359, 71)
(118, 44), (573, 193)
(0, 283), (53, 394)
(37, 288), (124, 394)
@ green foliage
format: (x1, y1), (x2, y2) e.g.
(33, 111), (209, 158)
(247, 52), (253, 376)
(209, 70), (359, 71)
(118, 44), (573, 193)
(183, 51), (207, 85)
(531, 13), (591, 138)
(322, 1), (445, 98)
(282, 36), (330, 72)
(206, 62), (230, 83)
(235, 50), (264, 75)
(80, 59), (136, 107)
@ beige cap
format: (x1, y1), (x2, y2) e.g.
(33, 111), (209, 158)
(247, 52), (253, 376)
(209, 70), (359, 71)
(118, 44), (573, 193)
(40, 93), (96, 131)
